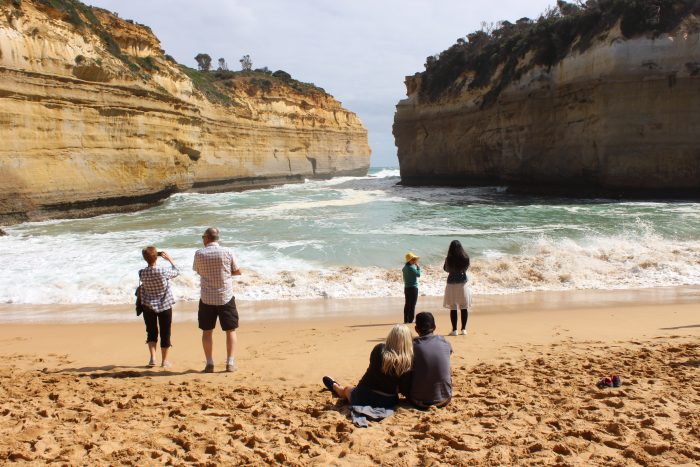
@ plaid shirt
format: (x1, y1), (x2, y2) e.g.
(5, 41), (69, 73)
(138, 265), (179, 313)
(193, 243), (240, 305)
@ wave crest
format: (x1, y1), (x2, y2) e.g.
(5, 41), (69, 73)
(226, 233), (700, 300)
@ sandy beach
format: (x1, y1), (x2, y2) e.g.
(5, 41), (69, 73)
(0, 288), (699, 465)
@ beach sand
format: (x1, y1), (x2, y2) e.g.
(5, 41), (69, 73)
(0, 288), (698, 465)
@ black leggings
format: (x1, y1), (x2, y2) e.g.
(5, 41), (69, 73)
(143, 308), (172, 348)
(450, 309), (468, 331)
(403, 287), (418, 323)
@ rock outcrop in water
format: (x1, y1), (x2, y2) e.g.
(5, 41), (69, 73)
(393, 1), (700, 197)
(0, 0), (370, 223)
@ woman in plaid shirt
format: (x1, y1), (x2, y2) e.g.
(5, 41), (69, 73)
(139, 246), (179, 368)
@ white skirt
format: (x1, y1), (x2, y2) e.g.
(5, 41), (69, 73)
(443, 283), (473, 310)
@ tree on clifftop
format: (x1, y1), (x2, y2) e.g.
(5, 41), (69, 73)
(239, 54), (252, 71)
(195, 53), (212, 71)
(217, 57), (228, 71)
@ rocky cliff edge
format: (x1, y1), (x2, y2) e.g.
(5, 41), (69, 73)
(393, 1), (700, 197)
(0, 0), (370, 223)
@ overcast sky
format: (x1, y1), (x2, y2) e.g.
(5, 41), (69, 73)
(86, 0), (555, 167)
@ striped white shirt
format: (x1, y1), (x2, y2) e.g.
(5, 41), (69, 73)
(193, 243), (240, 305)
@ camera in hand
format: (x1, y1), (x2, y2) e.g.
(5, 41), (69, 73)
(157, 251), (163, 257)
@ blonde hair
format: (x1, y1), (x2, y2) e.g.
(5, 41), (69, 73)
(142, 246), (158, 264)
(381, 324), (414, 376)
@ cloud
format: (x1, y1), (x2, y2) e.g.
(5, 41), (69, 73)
(87, 0), (555, 166)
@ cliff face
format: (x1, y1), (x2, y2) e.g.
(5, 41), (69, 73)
(0, 0), (370, 223)
(394, 8), (700, 196)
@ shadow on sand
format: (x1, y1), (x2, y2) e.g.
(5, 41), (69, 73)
(56, 365), (204, 378)
(347, 323), (396, 329)
(669, 359), (700, 369)
(659, 324), (700, 330)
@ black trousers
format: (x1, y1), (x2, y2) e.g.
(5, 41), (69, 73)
(143, 308), (172, 348)
(404, 287), (418, 323)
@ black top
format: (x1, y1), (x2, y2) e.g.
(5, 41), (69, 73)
(443, 259), (469, 284)
(357, 343), (403, 395)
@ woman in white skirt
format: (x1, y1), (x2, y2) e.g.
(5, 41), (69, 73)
(442, 240), (472, 336)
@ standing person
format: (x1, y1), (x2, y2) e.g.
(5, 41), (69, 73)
(400, 312), (452, 409)
(402, 252), (421, 324)
(138, 246), (179, 368)
(443, 240), (472, 336)
(322, 324), (413, 409)
(193, 227), (242, 373)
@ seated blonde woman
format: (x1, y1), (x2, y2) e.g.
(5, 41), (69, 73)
(323, 324), (413, 409)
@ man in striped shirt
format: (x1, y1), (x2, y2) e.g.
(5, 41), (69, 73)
(193, 227), (242, 373)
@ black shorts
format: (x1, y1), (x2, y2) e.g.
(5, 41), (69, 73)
(198, 296), (239, 331)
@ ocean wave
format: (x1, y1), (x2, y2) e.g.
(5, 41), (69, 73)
(2, 170), (699, 311)
(236, 189), (393, 215)
(239, 233), (700, 300)
(360, 224), (589, 237)
(2, 231), (699, 305)
(368, 168), (401, 178)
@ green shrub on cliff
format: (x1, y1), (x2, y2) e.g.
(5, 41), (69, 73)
(181, 65), (327, 104)
(135, 56), (159, 72)
(420, 0), (700, 107)
(179, 66), (233, 105)
(33, 0), (166, 78)
(35, 0), (98, 28)
(251, 78), (273, 94)
(272, 70), (292, 81)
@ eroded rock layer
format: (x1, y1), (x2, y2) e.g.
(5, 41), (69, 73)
(394, 24), (700, 197)
(0, 0), (370, 223)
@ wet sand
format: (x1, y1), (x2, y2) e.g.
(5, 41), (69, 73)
(0, 288), (698, 465)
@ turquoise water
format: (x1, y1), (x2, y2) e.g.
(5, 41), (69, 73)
(1, 168), (699, 306)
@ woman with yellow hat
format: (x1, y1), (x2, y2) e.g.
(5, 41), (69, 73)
(402, 251), (421, 323)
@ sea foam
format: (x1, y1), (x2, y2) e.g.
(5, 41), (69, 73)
(1, 169), (699, 308)
(1, 228), (699, 305)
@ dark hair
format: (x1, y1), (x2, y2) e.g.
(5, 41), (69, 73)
(445, 240), (470, 271)
(415, 312), (436, 335)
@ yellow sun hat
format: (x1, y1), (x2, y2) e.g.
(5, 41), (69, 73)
(405, 251), (419, 262)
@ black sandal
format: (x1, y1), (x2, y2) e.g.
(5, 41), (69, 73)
(322, 376), (338, 392)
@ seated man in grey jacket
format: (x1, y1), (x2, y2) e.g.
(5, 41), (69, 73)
(400, 311), (453, 408)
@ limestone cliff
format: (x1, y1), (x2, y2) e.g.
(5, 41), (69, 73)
(0, 0), (370, 223)
(393, 1), (700, 197)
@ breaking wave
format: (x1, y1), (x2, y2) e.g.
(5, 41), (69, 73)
(1, 167), (699, 311)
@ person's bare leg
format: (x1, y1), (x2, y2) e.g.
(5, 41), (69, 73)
(147, 342), (157, 364)
(160, 346), (170, 364)
(226, 330), (237, 360)
(202, 330), (214, 362)
(332, 383), (354, 402)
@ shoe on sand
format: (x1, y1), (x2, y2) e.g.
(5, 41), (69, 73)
(161, 361), (172, 369)
(448, 330), (458, 336)
(596, 377), (613, 389)
(460, 329), (468, 335)
(226, 363), (237, 373)
(147, 359), (156, 368)
(322, 376), (338, 392)
(203, 363), (214, 373)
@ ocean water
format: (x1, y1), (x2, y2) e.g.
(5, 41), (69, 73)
(1, 168), (700, 307)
